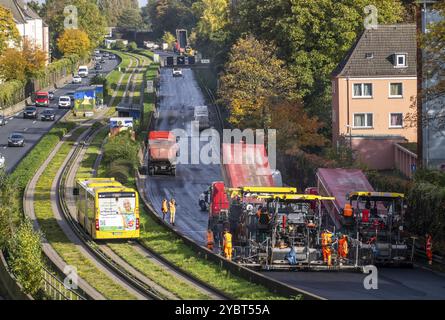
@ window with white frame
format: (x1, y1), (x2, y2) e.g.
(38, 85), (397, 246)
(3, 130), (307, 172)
(395, 54), (407, 68)
(352, 83), (373, 98)
(389, 113), (403, 128)
(389, 83), (403, 97)
(353, 113), (373, 128)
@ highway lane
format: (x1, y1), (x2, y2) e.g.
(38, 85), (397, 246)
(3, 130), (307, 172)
(145, 68), (222, 245)
(0, 54), (119, 173)
(144, 66), (445, 299)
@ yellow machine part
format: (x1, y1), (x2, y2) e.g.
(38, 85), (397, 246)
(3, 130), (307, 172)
(348, 191), (405, 199)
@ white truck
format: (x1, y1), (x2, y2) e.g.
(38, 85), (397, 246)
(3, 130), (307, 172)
(78, 66), (89, 78)
(194, 105), (210, 131)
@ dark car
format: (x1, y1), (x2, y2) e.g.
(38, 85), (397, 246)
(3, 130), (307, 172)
(8, 133), (25, 147)
(48, 91), (55, 100)
(41, 108), (56, 121)
(66, 91), (75, 102)
(23, 106), (38, 119)
(95, 64), (102, 70)
(109, 54), (116, 60)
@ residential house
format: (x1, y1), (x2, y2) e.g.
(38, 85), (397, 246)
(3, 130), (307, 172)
(332, 24), (417, 170)
(0, 0), (50, 63)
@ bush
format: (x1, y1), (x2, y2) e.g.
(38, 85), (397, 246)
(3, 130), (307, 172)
(0, 80), (26, 109)
(107, 163), (131, 184)
(102, 131), (139, 168)
(8, 219), (43, 295)
(128, 42), (138, 52)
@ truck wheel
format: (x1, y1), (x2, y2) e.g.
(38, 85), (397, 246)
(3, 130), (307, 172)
(171, 168), (176, 176)
(148, 167), (154, 176)
(199, 200), (207, 211)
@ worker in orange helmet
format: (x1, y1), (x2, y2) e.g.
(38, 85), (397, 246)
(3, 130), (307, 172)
(426, 233), (433, 266)
(321, 230), (333, 266)
(223, 228), (233, 260)
(207, 229), (214, 251)
(338, 234), (349, 261)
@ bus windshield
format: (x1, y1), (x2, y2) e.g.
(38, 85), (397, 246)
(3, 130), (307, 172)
(97, 192), (137, 231)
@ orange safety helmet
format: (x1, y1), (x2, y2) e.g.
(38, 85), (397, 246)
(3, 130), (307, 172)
(344, 203), (353, 217)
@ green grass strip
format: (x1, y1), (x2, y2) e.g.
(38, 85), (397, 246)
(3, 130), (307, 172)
(107, 243), (211, 300)
(33, 127), (136, 300)
(76, 127), (108, 179)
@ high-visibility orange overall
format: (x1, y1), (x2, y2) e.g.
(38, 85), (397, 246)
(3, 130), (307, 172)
(223, 232), (233, 260)
(207, 230), (214, 250)
(321, 232), (333, 266)
(338, 236), (349, 259)
(426, 235), (433, 265)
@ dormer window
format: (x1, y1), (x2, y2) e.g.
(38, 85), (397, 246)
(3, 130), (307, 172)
(394, 53), (407, 68)
(365, 52), (374, 59)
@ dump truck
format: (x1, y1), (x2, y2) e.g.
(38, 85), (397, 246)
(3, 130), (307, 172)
(175, 29), (188, 54)
(316, 168), (415, 266)
(147, 131), (179, 176)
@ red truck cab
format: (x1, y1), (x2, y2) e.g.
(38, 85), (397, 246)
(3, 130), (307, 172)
(34, 91), (49, 107)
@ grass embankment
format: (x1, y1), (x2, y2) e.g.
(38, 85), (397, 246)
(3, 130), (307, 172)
(33, 126), (136, 300)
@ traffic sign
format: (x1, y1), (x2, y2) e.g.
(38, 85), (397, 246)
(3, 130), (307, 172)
(201, 59), (210, 64)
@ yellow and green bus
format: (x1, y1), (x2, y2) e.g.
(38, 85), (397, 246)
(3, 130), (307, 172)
(75, 178), (140, 240)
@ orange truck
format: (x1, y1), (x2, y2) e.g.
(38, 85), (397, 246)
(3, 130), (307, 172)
(147, 131), (179, 176)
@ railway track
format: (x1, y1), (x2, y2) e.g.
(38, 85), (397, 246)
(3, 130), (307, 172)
(54, 53), (230, 300)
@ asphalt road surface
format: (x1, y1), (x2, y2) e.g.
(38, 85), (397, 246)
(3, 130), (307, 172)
(145, 67), (222, 245)
(144, 66), (445, 300)
(0, 53), (119, 173)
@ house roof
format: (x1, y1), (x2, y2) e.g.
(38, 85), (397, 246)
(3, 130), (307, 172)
(0, 0), (44, 25)
(332, 24), (417, 78)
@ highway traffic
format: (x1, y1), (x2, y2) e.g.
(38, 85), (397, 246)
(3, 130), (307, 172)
(0, 55), (119, 173)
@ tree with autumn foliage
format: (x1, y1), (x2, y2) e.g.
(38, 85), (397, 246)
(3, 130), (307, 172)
(0, 6), (21, 54)
(57, 29), (91, 58)
(271, 99), (328, 156)
(0, 40), (46, 82)
(219, 36), (298, 130)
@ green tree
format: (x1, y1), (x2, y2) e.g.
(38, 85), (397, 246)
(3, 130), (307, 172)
(98, 0), (139, 26)
(57, 29), (91, 58)
(8, 219), (43, 295)
(113, 40), (126, 51)
(0, 6), (21, 54)
(219, 36), (298, 129)
(128, 41), (138, 52)
(144, 0), (198, 39)
(162, 31), (176, 50)
(117, 8), (143, 30)
(237, 0), (406, 126)
(45, 0), (107, 52)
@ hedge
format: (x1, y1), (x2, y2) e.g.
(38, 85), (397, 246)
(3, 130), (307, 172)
(0, 54), (85, 109)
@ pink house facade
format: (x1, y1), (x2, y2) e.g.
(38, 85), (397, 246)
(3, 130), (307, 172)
(332, 24), (417, 170)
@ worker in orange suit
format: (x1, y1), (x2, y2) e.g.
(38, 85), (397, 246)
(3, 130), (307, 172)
(321, 230), (333, 266)
(161, 198), (168, 221)
(426, 233), (433, 265)
(223, 229), (233, 260)
(338, 234), (349, 261)
(207, 229), (214, 251)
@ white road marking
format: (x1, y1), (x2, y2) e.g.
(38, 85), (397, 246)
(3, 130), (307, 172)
(23, 128), (28, 132)
(15, 112), (20, 116)
(32, 120), (37, 124)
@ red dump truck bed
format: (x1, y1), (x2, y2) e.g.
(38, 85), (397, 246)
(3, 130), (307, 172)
(221, 143), (275, 188)
(316, 168), (374, 229)
(147, 131), (178, 175)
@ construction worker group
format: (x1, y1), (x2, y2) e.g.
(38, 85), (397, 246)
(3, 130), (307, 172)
(161, 198), (176, 226)
(321, 230), (349, 266)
